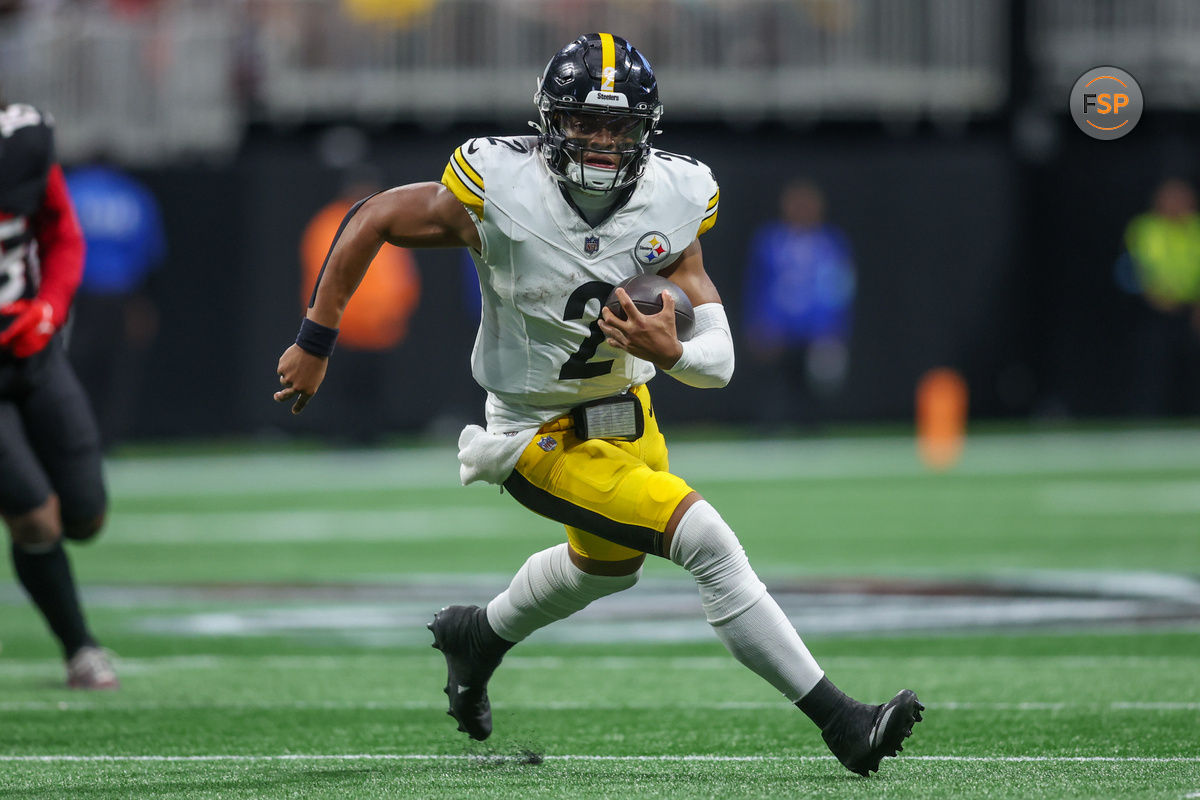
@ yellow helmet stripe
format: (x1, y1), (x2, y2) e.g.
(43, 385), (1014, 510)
(598, 32), (616, 92)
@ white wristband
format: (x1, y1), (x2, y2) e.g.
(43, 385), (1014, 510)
(664, 303), (734, 388)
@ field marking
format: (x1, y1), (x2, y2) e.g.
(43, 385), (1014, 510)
(2, 700), (1197, 712)
(1, 754), (1199, 764)
(123, 597), (1200, 641)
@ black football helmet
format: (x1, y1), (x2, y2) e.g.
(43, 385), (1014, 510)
(534, 33), (663, 195)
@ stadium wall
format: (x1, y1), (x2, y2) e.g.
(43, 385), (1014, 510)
(119, 121), (1190, 440)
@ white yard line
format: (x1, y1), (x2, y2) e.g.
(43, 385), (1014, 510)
(0, 754), (1198, 764)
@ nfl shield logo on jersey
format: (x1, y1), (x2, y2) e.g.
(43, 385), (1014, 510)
(537, 436), (558, 452)
(634, 231), (671, 266)
(584, 235), (600, 254)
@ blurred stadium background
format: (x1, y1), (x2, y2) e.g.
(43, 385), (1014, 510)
(4, 0), (1200, 439)
(3, 2), (1199, 798)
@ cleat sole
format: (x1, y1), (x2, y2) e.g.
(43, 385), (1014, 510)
(428, 605), (501, 742)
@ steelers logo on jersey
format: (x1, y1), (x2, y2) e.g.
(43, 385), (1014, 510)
(633, 232), (671, 266)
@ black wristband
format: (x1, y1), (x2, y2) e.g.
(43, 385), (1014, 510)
(295, 318), (338, 358)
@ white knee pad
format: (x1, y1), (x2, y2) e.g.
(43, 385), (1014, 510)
(669, 500), (767, 625)
(486, 543), (641, 643)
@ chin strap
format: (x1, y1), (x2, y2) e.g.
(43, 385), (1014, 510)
(538, 129), (650, 194)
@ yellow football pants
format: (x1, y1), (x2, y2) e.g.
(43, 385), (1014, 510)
(502, 384), (694, 561)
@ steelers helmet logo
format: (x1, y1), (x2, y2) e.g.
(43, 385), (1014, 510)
(634, 232), (671, 266)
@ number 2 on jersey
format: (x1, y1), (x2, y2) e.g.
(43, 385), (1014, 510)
(558, 281), (615, 380)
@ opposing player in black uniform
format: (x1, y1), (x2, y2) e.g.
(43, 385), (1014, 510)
(0, 102), (116, 689)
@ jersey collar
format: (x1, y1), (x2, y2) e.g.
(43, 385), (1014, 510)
(541, 155), (657, 253)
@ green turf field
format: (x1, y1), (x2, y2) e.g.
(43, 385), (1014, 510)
(3, 429), (1198, 798)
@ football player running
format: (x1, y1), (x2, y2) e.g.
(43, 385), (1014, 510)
(0, 102), (116, 689)
(275, 33), (922, 776)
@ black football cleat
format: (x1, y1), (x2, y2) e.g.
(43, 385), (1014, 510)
(427, 605), (509, 741)
(820, 689), (924, 777)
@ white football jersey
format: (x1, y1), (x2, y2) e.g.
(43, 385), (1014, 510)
(441, 135), (719, 431)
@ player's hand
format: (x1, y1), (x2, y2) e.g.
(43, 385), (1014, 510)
(0, 298), (56, 359)
(274, 344), (328, 414)
(598, 288), (684, 370)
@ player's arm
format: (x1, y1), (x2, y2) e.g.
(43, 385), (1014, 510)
(308, 182), (479, 328)
(598, 239), (716, 368)
(0, 163), (85, 359)
(598, 239), (734, 388)
(275, 182), (479, 414)
(658, 238), (721, 307)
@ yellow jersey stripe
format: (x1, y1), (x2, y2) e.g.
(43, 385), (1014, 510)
(453, 147), (484, 192)
(698, 207), (718, 236)
(599, 33), (616, 91)
(441, 161), (484, 218)
(707, 189), (720, 211)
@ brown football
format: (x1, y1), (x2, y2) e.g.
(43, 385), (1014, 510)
(604, 273), (695, 341)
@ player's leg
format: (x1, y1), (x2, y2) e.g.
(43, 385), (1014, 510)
(431, 393), (663, 740)
(662, 495), (922, 775)
(429, 539), (643, 741)
(430, 538), (644, 741)
(0, 405), (101, 676)
(487, 388), (676, 652)
(497, 382), (921, 772)
(19, 344), (108, 543)
(501, 386), (680, 558)
(661, 494), (823, 699)
(3, 345), (115, 689)
(486, 534), (643, 644)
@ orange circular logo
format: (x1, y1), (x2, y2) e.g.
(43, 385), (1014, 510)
(1069, 66), (1142, 140)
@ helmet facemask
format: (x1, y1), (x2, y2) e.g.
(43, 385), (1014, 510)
(537, 99), (658, 195)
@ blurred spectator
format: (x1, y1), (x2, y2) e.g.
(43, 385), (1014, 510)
(742, 179), (856, 427)
(1118, 177), (1200, 416)
(299, 169), (420, 442)
(66, 160), (166, 449)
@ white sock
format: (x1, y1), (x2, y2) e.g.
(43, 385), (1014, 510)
(486, 543), (641, 643)
(670, 500), (824, 702)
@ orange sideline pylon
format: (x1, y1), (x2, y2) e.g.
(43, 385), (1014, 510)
(916, 368), (968, 470)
